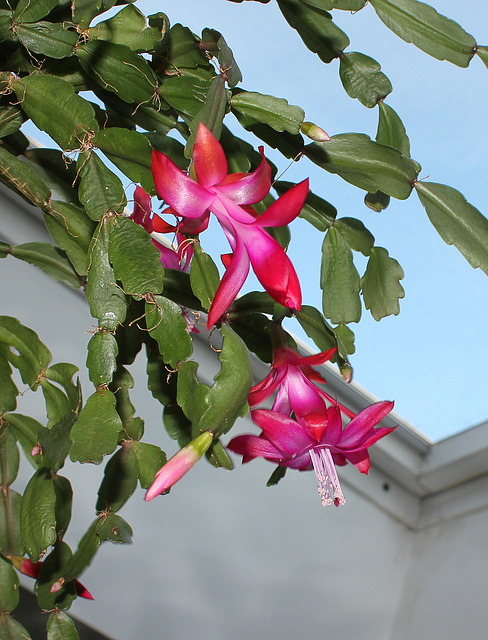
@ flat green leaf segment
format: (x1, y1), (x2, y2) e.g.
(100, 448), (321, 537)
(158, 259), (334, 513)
(230, 91), (305, 133)
(0, 317), (51, 389)
(21, 468), (56, 561)
(13, 75), (99, 151)
(277, 0), (350, 63)
(361, 248), (405, 321)
(339, 52), (392, 108)
(304, 134), (419, 199)
(321, 226), (361, 324)
(370, 0), (477, 67)
(416, 182), (488, 275)
(70, 391), (122, 464)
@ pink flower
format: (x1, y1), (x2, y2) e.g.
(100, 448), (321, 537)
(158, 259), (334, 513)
(145, 432), (213, 501)
(249, 346), (355, 438)
(227, 401), (395, 506)
(151, 123), (308, 328)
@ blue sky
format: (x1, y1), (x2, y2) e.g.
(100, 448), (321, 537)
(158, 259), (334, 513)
(135, 0), (488, 441)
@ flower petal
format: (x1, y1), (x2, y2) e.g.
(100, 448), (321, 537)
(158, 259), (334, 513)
(256, 179), (309, 227)
(193, 123), (228, 187)
(251, 409), (315, 456)
(217, 147), (271, 204)
(243, 226), (302, 310)
(339, 401), (394, 449)
(227, 434), (284, 462)
(132, 186), (153, 232)
(152, 150), (214, 218)
(207, 235), (250, 328)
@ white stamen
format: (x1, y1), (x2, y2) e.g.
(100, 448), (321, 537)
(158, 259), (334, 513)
(309, 447), (346, 507)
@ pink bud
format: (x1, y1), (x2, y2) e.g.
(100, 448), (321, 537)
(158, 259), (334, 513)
(301, 122), (330, 142)
(145, 432), (213, 501)
(31, 444), (41, 456)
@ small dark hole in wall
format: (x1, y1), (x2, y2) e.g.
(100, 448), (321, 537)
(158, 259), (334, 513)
(382, 482), (390, 492)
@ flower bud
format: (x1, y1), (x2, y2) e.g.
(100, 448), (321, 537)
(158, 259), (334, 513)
(300, 122), (330, 142)
(145, 431), (213, 501)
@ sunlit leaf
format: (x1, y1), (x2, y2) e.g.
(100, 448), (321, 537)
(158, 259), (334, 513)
(416, 181), (488, 275)
(339, 52), (392, 107)
(321, 226), (361, 323)
(370, 0), (476, 67)
(360, 246), (404, 320)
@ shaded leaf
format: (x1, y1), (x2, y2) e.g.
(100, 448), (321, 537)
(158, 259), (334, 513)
(13, 0), (58, 22)
(37, 413), (75, 472)
(93, 128), (154, 193)
(78, 151), (127, 221)
(8, 242), (82, 289)
(0, 316), (51, 389)
(190, 242), (220, 311)
(5, 413), (42, 468)
(21, 468), (56, 561)
(86, 218), (128, 329)
(109, 216), (164, 296)
(47, 611), (80, 640)
(70, 391), (122, 464)
(0, 105), (24, 138)
(186, 75), (230, 157)
(0, 616), (32, 640)
(0, 146), (50, 208)
(146, 295), (192, 368)
(132, 442), (166, 490)
(0, 357), (16, 414)
(96, 513), (132, 544)
(0, 555), (19, 613)
(275, 181), (336, 231)
(335, 217), (374, 256)
(61, 522), (99, 584)
(13, 75), (99, 151)
(36, 541), (77, 610)
(0, 489), (23, 556)
(202, 28), (242, 88)
(44, 201), (95, 276)
(86, 331), (118, 387)
(199, 325), (251, 437)
(96, 445), (138, 513)
(75, 40), (158, 104)
(0, 422), (19, 486)
(277, 0), (349, 62)
(364, 190), (391, 212)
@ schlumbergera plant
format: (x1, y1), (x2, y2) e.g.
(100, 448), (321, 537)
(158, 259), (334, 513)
(1, 0), (488, 636)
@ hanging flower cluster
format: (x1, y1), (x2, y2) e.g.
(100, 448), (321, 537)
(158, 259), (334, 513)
(228, 346), (395, 506)
(139, 124), (395, 506)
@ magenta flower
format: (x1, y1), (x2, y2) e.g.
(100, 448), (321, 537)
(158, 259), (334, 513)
(249, 346), (355, 438)
(145, 432), (213, 501)
(227, 401), (395, 506)
(151, 123), (308, 328)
